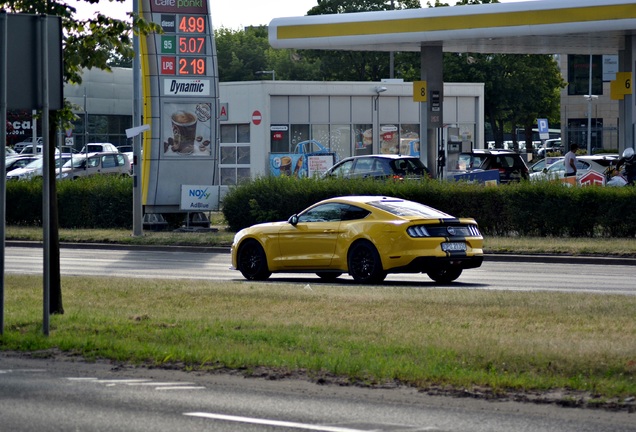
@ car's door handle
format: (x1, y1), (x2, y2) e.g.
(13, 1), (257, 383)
(323, 229), (336, 233)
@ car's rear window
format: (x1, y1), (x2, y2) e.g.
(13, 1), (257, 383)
(389, 158), (427, 175)
(369, 199), (453, 219)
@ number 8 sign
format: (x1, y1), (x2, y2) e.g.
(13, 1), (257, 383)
(413, 81), (427, 102)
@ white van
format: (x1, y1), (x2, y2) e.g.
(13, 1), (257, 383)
(79, 143), (119, 153)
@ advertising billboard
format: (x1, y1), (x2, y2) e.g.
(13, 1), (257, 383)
(140, 0), (219, 213)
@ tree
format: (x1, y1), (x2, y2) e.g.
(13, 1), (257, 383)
(444, 53), (565, 152)
(304, 0), (422, 82)
(1, 0), (159, 315)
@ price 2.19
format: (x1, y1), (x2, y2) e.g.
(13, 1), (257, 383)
(179, 57), (206, 75)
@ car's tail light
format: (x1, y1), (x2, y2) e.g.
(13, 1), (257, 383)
(407, 226), (430, 237)
(468, 225), (481, 237)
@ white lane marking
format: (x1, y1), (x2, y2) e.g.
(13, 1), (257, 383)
(184, 412), (372, 432)
(156, 386), (206, 390)
(0, 369), (47, 374)
(66, 377), (204, 390)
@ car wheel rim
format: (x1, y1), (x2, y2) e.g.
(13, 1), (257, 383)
(351, 246), (376, 280)
(241, 245), (262, 276)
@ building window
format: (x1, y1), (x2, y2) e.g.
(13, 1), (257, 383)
(353, 124), (373, 156)
(220, 123), (251, 185)
(270, 125), (289, 153)
(291, 124), (310, 150)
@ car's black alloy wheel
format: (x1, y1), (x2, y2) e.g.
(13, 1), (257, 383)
(347, 241), (386, 284)
(238, 240), (272, 281)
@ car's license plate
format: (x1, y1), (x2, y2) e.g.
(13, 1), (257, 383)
(442, 242), (466, 252)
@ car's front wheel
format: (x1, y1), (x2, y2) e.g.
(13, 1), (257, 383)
(427, 267), (462, 284)
(347, 241), (386, 284)
(237, 240), (271, 281)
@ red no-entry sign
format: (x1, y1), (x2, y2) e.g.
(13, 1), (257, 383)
(252, 110), (262, 125)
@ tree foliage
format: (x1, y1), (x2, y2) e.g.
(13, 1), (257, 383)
(304, 0), (422, 81)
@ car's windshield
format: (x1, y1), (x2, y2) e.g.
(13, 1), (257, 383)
(370, 199), (453, 219)
(457, 154), (485, 170)
(62, 155), (87, 168)
(390, 158), (426, 175)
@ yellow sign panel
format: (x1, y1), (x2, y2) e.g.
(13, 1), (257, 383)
(611, 72), (632, 100)
(413, 81), (427, 102)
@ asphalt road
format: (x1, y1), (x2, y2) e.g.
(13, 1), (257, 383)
(2, 244), (636, 432)
(2, 352), (635, 432)
(4, 244), (636, 295)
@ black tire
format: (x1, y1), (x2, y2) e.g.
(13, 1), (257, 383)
(347, 241), (386, 284)
(427, 267), (463, 284)
(316, 272), (342, 281)
(237, 240), (271, 281)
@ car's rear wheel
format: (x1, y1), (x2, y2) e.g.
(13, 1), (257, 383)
(316, 272), (342, 281)
(238, 240), (271, 281)
(427, 267), (463, 284)
(347, 241), (386, 284)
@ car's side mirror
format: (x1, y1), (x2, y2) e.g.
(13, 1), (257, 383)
(288, 214), (299, 226)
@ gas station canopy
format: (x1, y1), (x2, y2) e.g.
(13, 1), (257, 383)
(268, 0), (636, 55)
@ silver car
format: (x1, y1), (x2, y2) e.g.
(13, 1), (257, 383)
(58, 152), (131, 180)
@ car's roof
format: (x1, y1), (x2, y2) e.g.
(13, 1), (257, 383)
(462, 149), (518, 155)
(340, 154), (420, 161)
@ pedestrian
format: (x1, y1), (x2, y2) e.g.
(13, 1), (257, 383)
(564, 143), (578, 177)
(616, 147), (636, 185)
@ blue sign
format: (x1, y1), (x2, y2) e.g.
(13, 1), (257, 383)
(537, 118), (549, 140)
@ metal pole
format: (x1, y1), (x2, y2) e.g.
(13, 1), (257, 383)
(40, 15), (50, 336)
(132, 0), (143, 236)
(587, 54), (592, 155)
(0, 11), (8, 336)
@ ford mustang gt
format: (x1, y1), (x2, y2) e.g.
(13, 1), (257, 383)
(231, 196), (484, 284)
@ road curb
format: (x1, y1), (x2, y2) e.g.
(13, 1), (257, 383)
(7, 241), (636, 266)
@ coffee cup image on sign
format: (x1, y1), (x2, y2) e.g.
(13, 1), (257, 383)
(170, 110), (197, 154)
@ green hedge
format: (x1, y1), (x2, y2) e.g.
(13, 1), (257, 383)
(8, 176), (636, 237)
(221, 177), (636, 237)
(6, 176), (133, 229)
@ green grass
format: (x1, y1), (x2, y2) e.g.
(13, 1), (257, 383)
(2, 275), (635, 400)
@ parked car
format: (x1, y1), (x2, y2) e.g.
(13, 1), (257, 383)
(57, 152), (131, 180)
(536, 139), (563, 158)
(13, 137), (42, 153)
(20, 144), (60, 155)
(7, 153), (76, 181)
(529, 156), (564, 173)
(530, 154), (618, 182)
(231, 195), (483, 284)
(5, 155), (41, 172)
(450, 149), (529, 183)
(5, 147), (16, 157)
(80, 143), (119, 153)
(322, 154), (430, 181)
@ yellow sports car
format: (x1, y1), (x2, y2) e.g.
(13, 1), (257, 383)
(231, 196), (484, 284)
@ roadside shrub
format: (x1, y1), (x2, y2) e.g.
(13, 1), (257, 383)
(221, 177), (636, 237)
(7, 176), (133, 229)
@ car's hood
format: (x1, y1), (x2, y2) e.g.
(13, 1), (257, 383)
(7, 167), (36, 177)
